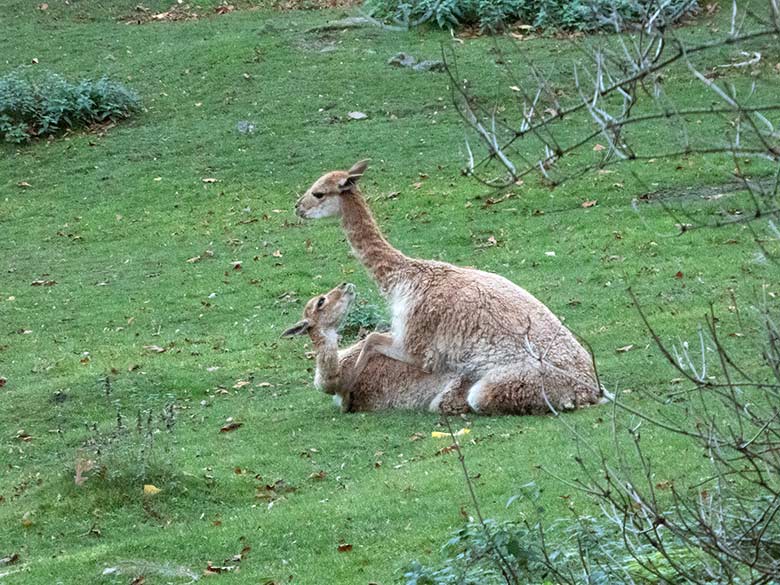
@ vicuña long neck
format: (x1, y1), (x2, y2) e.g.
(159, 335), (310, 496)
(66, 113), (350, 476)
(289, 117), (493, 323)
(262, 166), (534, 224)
(340, 191), (406, 292)
(310, 329), (341, 394)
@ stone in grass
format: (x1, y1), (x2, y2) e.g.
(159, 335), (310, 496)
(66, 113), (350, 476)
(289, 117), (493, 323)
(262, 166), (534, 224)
(388, 52), (444, 72)
(236, 120), (256, 134)
(388, 52), (417, 68)
(412, 60), (445, 72)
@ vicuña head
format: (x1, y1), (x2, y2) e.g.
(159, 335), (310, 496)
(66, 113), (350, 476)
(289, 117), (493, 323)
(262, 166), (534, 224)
(295, 160), (369, 219)
(281, 282), (356, 339)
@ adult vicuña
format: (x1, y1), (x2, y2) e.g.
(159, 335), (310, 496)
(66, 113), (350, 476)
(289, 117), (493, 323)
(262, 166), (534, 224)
(294, 161), (605, 414)
(282, 283), (470, 413)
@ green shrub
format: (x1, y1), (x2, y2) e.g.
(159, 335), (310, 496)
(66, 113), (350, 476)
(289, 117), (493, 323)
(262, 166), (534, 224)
(0, 68), (140, 143)
(364, 0), (698, 32)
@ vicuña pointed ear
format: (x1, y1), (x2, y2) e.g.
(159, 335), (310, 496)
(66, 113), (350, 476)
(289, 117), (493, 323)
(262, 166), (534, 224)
(281, 320), (310, 338)
(347, 159), (370, 177)
(338, 159), (370, 192)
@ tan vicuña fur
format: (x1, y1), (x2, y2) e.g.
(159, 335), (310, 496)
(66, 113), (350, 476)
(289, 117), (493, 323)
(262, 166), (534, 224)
(282, 283), (470, 413)
(295, 161), (604, 414)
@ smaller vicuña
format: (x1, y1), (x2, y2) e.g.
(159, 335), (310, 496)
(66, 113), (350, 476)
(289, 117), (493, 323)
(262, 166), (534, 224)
(282, 283), (470, 413)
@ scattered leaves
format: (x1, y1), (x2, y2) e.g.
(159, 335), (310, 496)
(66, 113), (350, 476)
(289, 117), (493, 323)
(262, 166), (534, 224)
(232, 380), (250, 389)
(615, 344), (635, 353)
(581, 199), (597, 208)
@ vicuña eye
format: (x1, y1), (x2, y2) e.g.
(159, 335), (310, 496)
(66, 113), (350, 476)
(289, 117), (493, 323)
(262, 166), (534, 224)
(316, 297), (326, 309)
(312, 192), (325, 199)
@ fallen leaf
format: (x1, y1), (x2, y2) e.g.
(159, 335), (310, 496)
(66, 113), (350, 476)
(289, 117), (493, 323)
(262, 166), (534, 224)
(130, 576), (146, 585)
(31, 279), (56, 286)
(16, 430), (32, 442)
(202, 177), (218, 183)
(205, 562), (236, 575)
(232, 261), (242, 270)
(233, 380), (250, 389)
(655, 480), (673, 490)
(219, 421), (243, 433)
(186, 255), (201, 263)
(593, 143), (605, 152)
(435, 444), (457, 456)
(143, 345), (166, 353)
(486, 235), (497, 247)
(308, 470), (327, 480)
(21, 512), (33, 527)
(545, 251), (556, 257)
(412, 181), (423, 189)
(674, 271), (684, 279)
(256, 382), (273, 388)
(347, 111), (367, 120)
(38, 3), (48, 10)
(272, 249), (283, 258)
(0, 553), (19, 566)
(0, 377), (6, 387)
(143, 484), (161, 495)
(17, 181), (32, 188)
(337, 543), (353, 553)
(581, 199), (597, 208)
(409, 432), (425, 441)
(509, 85), (521, 92)
(615, 344), (634, 353)
(431, 428), (470, 438)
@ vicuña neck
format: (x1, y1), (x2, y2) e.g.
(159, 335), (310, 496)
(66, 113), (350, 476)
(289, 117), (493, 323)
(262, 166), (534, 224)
(310, 329), (340, 394)
(340, 190), (406, 292)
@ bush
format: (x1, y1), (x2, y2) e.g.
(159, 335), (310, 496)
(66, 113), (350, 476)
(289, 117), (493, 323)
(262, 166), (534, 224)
(364, 0), (698, 32)
(0, 68), (140, 143)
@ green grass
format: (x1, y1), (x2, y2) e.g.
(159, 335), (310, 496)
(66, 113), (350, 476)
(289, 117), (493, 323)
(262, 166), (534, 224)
(1, 2), (778, 583)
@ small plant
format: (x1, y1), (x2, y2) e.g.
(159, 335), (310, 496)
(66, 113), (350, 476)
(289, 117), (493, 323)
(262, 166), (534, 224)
(0, 68), (140, 143)
(340, 294), (389, 339)
(364, 0), (697, 32)
(76, 400), (178, 486)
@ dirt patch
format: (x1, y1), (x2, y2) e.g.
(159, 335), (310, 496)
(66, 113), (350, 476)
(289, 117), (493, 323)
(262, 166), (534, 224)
(121, 3), (232, 24)
(636, 178), (777, 203)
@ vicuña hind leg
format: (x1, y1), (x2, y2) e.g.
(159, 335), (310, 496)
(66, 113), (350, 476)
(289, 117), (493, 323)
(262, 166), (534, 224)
(466, 365), (601, 416)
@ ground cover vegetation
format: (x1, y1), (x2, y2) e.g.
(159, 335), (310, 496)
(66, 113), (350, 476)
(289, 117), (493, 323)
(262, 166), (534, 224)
(1, 0), (778, 583)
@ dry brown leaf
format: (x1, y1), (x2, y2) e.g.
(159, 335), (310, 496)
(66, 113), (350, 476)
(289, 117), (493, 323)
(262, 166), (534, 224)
(615, 344), (634, 353)
(31, 279), (56, 286)
(17, 181), (32, 188)
(233, 380), (250, 389)
(337, 543), (353, 553)
(202, 178), (218, 183)
(581, 200), (598, 208)
(186, 255), (201, 263)
(143, 345), (166, 353)
(272, 249), (283, 258)
(593, 143), (606, 152)
(219, 421), (243, 433)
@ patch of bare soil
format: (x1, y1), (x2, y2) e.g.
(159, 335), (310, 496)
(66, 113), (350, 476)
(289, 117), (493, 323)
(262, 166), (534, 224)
(121, 3), (226, 24)
(637, 179), (776, 203)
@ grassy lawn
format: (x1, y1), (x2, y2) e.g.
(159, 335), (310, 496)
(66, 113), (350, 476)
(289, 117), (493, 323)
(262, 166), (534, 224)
(1, 1), (778, 583)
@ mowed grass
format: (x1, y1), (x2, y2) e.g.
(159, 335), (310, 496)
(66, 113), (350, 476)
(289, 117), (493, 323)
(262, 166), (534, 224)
(1, 2), (778, 583)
